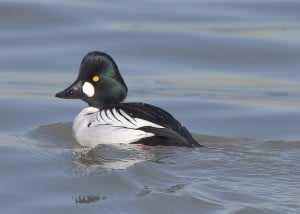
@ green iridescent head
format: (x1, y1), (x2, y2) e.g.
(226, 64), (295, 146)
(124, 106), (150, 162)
(55, 51), (128, 108)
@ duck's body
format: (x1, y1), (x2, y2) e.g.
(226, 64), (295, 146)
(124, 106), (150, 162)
(73, 103), (199, 147)
(56, 51), (201, 148)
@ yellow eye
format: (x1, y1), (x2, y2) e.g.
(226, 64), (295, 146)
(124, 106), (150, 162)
(92, 75), (100, 82)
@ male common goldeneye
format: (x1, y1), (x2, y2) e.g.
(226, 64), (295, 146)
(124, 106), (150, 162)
(55, 51), (201, 148)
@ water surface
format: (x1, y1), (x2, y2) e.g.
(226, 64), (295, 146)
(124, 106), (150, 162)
(1, 0), (300, 213)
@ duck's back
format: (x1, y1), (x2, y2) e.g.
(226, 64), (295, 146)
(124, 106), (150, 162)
(114, 102), (201, 147)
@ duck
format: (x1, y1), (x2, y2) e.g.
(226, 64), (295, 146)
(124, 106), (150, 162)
(55, 51), (201, 148)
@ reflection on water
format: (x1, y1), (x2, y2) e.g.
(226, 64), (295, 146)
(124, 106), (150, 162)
(25, 123), (179, 172)
(11, 124), (299, 213)
(73, 194), (106, 204)
(1, 0), (300, 213)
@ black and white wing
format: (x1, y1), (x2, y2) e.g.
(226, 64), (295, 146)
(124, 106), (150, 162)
(114, 102), (201, 147)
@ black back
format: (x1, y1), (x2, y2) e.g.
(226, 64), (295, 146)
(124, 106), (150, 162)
(115, 102), (201, 147)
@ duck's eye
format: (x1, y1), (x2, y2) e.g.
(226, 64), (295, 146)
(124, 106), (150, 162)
(92, 75), (100, 82)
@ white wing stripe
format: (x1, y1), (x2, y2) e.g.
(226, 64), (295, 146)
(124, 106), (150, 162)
(112, 108), (126, 123)
(101, 110), (110, 123)
(96, 111), (101, 122)
(106, 109), (116, 122)
(134, 118), (164, 128)
(111, 108), (122, 122)
(87, 108), (165, 129)
(119, 109), (137, 125)
(105, 109), (113, 121)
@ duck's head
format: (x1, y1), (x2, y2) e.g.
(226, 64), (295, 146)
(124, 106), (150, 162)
(55, 51), (128, 108)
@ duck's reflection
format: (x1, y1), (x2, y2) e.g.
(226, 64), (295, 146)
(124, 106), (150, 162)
(73, 194), (106, 204)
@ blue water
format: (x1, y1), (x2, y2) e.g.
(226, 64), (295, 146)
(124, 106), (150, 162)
(1, 0), (300, 213)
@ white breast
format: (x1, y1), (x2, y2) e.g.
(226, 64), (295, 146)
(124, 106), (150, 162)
(72, 107), (164, 147)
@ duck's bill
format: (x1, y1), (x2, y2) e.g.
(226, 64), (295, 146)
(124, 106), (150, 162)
(55, 79), (84, 99)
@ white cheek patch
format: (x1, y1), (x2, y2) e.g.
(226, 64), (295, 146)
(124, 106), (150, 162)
(82, 82), (95, 97)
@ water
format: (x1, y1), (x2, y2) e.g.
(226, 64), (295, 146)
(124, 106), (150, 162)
(1, 0), (300, 213)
